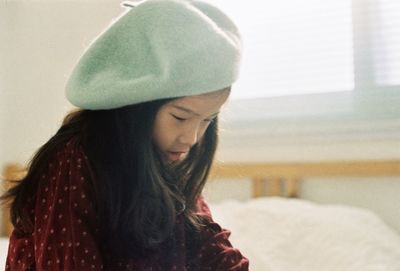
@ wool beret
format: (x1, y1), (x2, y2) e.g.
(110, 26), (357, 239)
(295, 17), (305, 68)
(65, 0), (242, 110)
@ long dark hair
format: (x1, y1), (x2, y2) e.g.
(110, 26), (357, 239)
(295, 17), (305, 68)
(1, 97), (219, 259)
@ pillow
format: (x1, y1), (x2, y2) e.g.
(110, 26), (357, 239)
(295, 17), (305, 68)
(209, 197), (400, 271)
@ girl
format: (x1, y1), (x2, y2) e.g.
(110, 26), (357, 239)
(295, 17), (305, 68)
(1, 0), (248, 270)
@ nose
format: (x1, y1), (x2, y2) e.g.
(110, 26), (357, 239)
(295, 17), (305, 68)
(178, 124), (199, 147)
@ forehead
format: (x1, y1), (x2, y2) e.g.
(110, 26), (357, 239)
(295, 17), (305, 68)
(170, 91), (229, 107)
(168, 91), (229, 114)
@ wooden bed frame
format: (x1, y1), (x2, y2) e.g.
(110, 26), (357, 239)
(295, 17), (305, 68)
(209, 160), (400, 198)
(2, 160), (400, 237)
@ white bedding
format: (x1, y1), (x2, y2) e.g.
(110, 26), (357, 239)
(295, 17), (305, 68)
(209, 197), (400, 271)
(0, 238), (8, 268)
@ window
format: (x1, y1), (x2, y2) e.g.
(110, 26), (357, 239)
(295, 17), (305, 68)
(214, 0), (400, 151)
(371, 0), (400, 86)
(212, 0), (400, 99)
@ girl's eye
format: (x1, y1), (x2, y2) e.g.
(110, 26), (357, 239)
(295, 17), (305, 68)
(172, 115), (187, 121)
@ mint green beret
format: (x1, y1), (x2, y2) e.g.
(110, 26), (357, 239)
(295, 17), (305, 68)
(65, 0), (242, 110)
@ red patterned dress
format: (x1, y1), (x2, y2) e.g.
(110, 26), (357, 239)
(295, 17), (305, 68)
(5, 137), (249, 270)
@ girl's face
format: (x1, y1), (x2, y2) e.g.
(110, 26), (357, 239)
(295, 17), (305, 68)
(152, 89), (230, 163)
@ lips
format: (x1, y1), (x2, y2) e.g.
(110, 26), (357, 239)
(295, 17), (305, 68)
(167, 151), (187, 161)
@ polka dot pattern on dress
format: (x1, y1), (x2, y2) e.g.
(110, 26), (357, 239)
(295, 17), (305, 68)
(5, 136), (249, 271)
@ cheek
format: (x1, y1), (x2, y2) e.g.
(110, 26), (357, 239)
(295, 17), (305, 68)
(196, 122), (211, 140)
(201, 121), (212, 132)
(152, 118), (175, 150)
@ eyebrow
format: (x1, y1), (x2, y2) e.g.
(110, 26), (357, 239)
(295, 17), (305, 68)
(172, 105), (220, 118)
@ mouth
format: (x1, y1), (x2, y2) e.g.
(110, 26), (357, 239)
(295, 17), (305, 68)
(166, 151), (187, 162)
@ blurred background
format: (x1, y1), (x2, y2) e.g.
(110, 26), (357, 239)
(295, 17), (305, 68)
(1, 0), (400, 238)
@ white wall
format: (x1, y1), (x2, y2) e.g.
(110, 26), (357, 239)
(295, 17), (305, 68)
(1, 3), (9, 166)
(0, 2), (122, 168)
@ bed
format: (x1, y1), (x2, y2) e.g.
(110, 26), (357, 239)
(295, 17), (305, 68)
(1, 160), (400, 270)
(206, 160), (400, 270)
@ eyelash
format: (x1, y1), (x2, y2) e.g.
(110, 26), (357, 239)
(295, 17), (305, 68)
(173, 115), (186, 121)
(172, 115), (215, 123)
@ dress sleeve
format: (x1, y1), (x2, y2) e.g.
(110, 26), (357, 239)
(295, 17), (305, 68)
(193, 196), (250, 271)
(6, 140), (105, 271)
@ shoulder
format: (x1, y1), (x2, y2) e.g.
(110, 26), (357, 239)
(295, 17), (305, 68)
(49, 135), (91, 172)
(37, 135), (94, 190)
(34, 135), (97, 211)
(55, 135), (88, 160)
